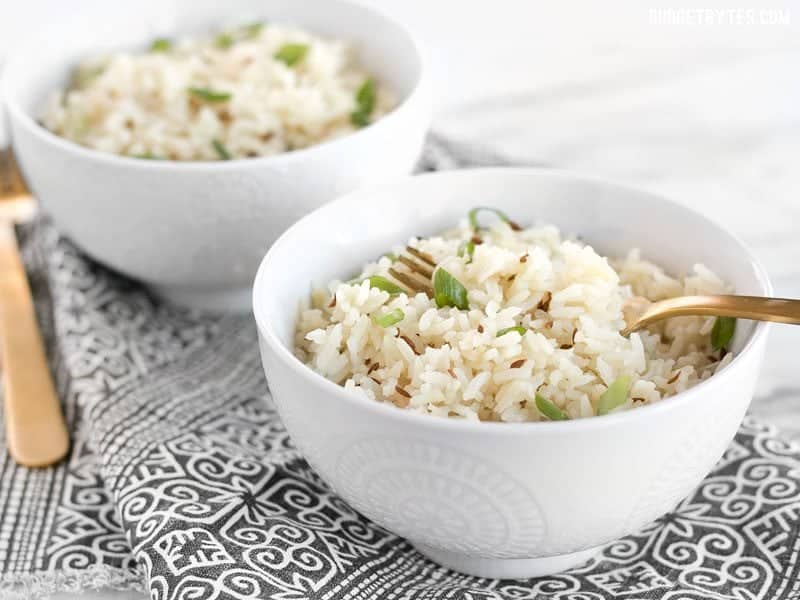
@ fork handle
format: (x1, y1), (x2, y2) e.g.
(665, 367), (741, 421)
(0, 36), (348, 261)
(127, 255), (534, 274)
(0, 220), (69, 467)
(634, 294), (800, 330)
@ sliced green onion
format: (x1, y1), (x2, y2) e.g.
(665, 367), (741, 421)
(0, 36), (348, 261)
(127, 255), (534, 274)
(71, 66), (105, 89)
(149, 38), (171, 52)
(133, 152), (161, 160)
(215, 33), (235, 49)
(350, 78), (376, 128)
(67, 114), (90, 137)
(216, 23), (264, 48)
(356, 78), (376, 110)
(711, 317), (736, 351)
(372, 308), (405, 328)
(242, 22), (265, 39)
(457, 240), (476, 262)
(189, 87), (232, 102)
(497, 326), (526, 337)
(275, 43), (309, 66)
(535, 394), (568, 421)
(597, 375), (632, 416)
(350, 110), (370, 128)
(212, 139), (232, 160)
(433, 268), (469, 310)
(363, 275), (405, 295)
(468, 207), (520, 231)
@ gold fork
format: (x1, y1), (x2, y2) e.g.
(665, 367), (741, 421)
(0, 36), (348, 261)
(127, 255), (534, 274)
(388, 245), (437, 297)
(394, 242), (800, 338)
(622, 294), (800, 336)
(0, 148), (69, 467)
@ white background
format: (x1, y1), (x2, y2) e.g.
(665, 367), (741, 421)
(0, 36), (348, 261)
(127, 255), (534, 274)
(0, 2), (799, 595)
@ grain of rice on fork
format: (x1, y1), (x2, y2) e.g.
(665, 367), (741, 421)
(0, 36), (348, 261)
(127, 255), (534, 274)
(295, 208), (735, 422)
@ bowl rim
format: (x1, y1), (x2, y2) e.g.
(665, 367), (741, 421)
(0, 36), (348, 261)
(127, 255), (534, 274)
(253, 166), (772, 434)
(0, 0), (429, 170)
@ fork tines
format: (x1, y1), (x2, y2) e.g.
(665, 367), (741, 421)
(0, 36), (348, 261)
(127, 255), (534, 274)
(388, 245), (436, 297)
(405, 246), (436, 267)
(397, 254), (433, 279)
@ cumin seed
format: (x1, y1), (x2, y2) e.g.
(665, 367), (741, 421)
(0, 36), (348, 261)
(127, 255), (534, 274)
(537, 291), (552, 312)
(394, 396), (410, 408)
(399, 334), (420, 355)
(510, 359), (525, 368)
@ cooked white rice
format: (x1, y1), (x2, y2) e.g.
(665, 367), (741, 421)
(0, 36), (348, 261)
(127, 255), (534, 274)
(41, 22), (394, 160)
(295, 218), (735, 422)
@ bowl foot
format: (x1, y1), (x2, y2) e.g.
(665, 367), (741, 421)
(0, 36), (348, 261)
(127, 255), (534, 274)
(413, 544), (601, 579)
(150, 284), (253, 313)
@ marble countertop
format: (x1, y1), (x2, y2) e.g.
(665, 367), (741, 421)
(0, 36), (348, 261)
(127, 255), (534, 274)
(1, 2), (798, 597)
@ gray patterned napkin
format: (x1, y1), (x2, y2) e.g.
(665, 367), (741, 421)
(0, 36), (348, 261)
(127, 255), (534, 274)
(2, 137), (799, 600)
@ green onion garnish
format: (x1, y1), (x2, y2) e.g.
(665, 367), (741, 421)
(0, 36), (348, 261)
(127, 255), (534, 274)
(275, 43), (309, 66)
(597, 375), (632, 416)
(189, 87), (232, 102)
(433, 268), (469, 310)
(711, 317), (736, 351)
(149, 38), (171, 52)
(497, 326), (526, 337)
(364, 275), (405, 295)
(242, 22), (265, 39)
(382, 252), (398, 262)
(350, 78), (376, 128)
(535, 394), (568, 421)
(212, 139), (232, 160)
(457, 240), (476, 262)
(372, 308), (405, 328)
(350, 111), (370, 128)
(468, 207), (521, 231)
(71, 66), (105, 89)
(215, 33), (235, 49)
(133, 152), (161, 160)
(215, 23), (265, 48)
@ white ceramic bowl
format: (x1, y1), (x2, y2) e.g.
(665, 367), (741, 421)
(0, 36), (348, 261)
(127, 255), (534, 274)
(1, 0), (430, 311)
(253, 168), (771, 578)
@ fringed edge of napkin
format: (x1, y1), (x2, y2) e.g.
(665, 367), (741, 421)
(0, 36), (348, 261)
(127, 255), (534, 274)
(0, 565), (144, 600)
